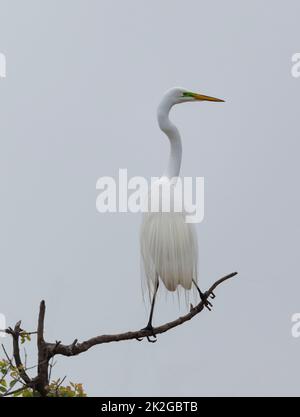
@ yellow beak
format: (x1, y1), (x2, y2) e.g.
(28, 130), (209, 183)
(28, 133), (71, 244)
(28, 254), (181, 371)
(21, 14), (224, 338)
(192, 93), (225, 102)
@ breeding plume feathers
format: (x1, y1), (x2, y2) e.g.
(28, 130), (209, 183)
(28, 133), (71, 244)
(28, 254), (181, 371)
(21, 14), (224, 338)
(140, 209), (198, 298)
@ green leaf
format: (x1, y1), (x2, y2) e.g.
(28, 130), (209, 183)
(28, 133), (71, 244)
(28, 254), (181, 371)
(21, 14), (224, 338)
(9, 380), (17, 388)
(0, 379), (7, 387)
(21, 390), (33, 397)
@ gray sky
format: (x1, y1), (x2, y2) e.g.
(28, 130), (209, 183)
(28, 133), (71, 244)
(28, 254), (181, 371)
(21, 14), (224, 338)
(0, 0), (300, 396)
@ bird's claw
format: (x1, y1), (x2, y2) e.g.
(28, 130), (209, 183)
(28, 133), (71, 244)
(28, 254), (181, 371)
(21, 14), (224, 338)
(146, 335), (157, 343)
(210, 291), (216, 299)
(201, 292), (213, 311)
(137, 325), (157, 343)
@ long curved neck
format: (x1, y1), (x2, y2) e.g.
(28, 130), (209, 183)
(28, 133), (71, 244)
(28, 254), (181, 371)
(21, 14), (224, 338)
(157, 99), (182, 179)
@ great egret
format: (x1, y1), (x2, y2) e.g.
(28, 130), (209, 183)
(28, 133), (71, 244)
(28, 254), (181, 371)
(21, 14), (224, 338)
(140, 87), (224, 342)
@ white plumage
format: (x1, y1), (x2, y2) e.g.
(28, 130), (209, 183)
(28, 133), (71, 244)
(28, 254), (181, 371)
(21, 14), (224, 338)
(141, 198), (198, 296)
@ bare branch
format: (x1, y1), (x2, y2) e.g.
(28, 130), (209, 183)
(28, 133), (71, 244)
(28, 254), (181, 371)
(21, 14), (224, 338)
(48, 272), (238, 358)
(37, 300), (46, 346)
(5, 322), (32, 385)
(36, 300), (49, 396)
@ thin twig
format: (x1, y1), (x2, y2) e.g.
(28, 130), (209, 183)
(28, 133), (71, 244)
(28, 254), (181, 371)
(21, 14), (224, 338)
(55, 375), (66, 396)
(0, 366), (10, 387)
(1, 344), (14, 369)
(48, 357), (56, 382)
(0, 385), (28, 398)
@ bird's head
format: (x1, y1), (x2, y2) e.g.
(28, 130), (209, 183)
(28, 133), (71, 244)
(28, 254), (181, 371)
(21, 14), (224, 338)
(162, 87), (225, 106)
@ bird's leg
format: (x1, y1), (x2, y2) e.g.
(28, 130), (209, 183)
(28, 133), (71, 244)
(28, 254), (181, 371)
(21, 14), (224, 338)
(138, 279), (159, 343)
(144, 279), (159, 342)
(192, 279), (213, 311)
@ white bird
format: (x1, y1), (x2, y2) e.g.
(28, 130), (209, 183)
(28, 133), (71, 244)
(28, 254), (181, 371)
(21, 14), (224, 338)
(140, 87), (224, 341)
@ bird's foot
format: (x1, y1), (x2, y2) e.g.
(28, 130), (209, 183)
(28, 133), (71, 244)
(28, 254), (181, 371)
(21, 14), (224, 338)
(200, 292), (213, 311)
(136, 324), (157, 343)
(210, 291), (216, 299)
